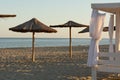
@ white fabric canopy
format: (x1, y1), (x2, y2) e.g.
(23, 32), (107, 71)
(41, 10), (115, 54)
(91, 3), (120, 13)
(87, 9), (106, 67)
(108, 15), (114, 52)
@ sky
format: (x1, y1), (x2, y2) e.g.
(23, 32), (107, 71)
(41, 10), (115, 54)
(0, 0), (120, 38)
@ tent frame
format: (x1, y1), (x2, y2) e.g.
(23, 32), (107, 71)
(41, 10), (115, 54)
(90, 3), (120, 80)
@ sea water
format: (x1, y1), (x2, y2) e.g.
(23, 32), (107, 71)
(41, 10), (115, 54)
(0, 38), (114, 48)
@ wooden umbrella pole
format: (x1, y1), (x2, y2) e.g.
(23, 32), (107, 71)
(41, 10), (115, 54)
(32, 32), (35, 62)
(69, 27), (72, 58)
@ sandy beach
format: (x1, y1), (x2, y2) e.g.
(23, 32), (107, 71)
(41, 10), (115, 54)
(0, 45), (119, 80)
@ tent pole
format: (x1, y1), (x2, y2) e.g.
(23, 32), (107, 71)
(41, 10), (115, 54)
(115, 12), (120, 52)
(69, 27), (72, 58)
(32, 32), (35, 62)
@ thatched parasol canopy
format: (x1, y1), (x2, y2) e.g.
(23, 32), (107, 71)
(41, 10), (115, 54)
(9, 18), (57, 62)
(50, 21), (89, 28)
(78, 26), (116, 33)
(9, 18), (57, 33)
(50, 21), (88, 58)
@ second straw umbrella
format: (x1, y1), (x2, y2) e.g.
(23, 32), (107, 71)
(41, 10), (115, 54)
(50, 21), (88, 58)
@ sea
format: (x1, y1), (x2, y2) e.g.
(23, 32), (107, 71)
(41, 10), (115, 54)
(0, 38), (114, 48)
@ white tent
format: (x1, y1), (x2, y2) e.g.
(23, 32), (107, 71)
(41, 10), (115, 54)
(92, 3), (120, 52)
(88, 3), (120, 80)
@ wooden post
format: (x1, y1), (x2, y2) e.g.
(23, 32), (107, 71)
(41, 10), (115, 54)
(32, 32), (35, 62)
(69, 27), (72, 58)
(92, 66), (97, 80)
(115, 12), (120, 52)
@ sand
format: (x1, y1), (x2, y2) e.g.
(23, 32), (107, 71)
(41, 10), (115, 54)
(0, 45), (119, 80)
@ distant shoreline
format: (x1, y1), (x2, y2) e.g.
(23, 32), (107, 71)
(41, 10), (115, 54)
(0, 38), (112, 48)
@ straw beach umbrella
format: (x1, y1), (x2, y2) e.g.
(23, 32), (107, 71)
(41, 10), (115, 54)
(78, 27), (116, 33)
(50, 21), (88, 58)
(9, 18), (57, 62)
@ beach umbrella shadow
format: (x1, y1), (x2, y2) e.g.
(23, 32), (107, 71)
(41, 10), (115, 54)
(50, 21), (88, 58)
(9, 18), (57, 62)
